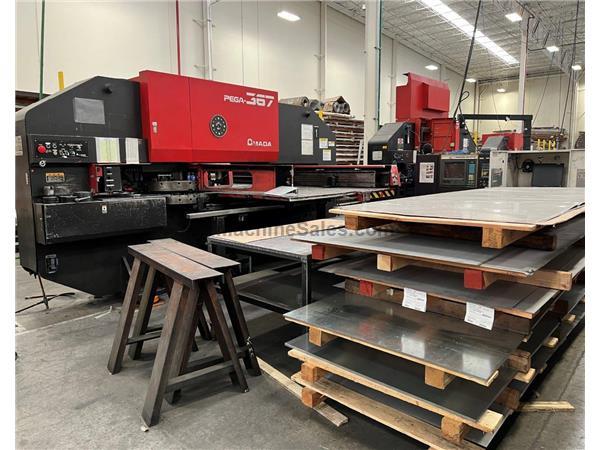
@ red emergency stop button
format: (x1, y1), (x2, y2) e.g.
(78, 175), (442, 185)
(37, 144), (47, 154)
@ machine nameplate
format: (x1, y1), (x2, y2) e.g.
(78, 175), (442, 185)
(45, 172), (65, 183)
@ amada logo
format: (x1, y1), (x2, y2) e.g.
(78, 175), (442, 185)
(247, 138), (272, 147)
(224, 92), (275, 107)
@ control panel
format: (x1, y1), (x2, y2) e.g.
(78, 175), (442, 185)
(33, 138), (89, 160)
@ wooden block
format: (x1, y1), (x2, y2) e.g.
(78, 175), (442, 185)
(358, 280), (389, 297)
(513, 368), (536, 383)
(301, 387), (324, 408)
(311, 244), (351, 261)
(463, 269), (498, 290)
(301, 363), (326, 383)
(544, 337), (559, 349)
(519, 401), (575, 412)
(506, 349), (531, 373)
(308, 328), (336, 347)
(494, 387), (521, 410)
(440, 416), (468, 445)
(376, 254), (410, 272)
(496, 269), (573, 291)
(482, 227), (533, 249)
(563, 314), (577, 324)
(345, 215), (387, 230)
(424, 366), (455, 389)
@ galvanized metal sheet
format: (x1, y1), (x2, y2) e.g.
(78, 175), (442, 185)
(295, 216), (584, 275)
(321, 255), (558, 315)
(286, 334), (517, 422)
(336, 188), (584, 225)
(284, 291), (523, 383)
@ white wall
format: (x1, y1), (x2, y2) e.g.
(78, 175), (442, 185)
(16, 0), (177, 93)
(22, 0), (570, 138)
(475, 73), (585, 138)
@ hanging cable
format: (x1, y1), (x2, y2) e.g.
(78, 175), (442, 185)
(453, 0), (483, 120)
(559, 0), (580, 132)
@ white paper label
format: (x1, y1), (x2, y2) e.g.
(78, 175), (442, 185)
(322, 149), (332, 161)
(301, 140), (313, 155)
(372, 150), (382, 161)
(329, 140), (336, 147)
(319, 138), (328, 149)
(402, 288), (427, 312)
(419, 162), (435, 183)
(125, 138), (140, 164)
(464, 302), (494, 330)
(301, 123), (313, 140)
(463, 138), (469, 149)
(95, 137), (120, 163)
(15, 136), (23, 156)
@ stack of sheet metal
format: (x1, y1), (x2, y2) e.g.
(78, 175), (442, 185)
(283, 188), (585, 449)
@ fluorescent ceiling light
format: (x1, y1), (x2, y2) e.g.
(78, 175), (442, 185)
(466, 78), (477, 83)
(418, 0), (518, 65)
(546, 45), (560, 53)
(277, 10), (300, 22)
(572, 64), (582, 71)
(497, 87), (506, 93)
(505, 12), (522, 22)
(425, 64), (439, 71)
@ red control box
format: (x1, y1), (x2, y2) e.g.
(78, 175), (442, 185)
(136, 70), (279, 163)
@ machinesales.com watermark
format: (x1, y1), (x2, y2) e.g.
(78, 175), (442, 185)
(226, 220), (382, 238)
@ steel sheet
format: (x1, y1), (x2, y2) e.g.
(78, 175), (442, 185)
(335, 188), (584, 225)
(284, 291), (523, 383)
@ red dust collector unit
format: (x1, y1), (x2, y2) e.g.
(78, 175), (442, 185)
(395, 73), (461, 152)
(137, 70), (279, 163)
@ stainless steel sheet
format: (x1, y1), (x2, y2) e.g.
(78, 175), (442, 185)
(209, 234), (313, 258)
(286, 334), (517, 422)
(336, 188), (584, 225)
(295, 228), (499, 266)
(284, 291), (523, 383)
(320, 255), (558, 315)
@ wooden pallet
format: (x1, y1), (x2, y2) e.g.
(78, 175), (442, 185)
(330, 205), (584, 250)
(292, 374), (483, 449)
(311, 243), (580, 291)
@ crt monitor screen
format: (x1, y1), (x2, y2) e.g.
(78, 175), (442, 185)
(443, 161), (466, 180)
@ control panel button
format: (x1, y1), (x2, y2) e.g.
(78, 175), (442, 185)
(37, 144), (47, 154)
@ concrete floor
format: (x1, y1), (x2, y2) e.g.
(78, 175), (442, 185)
(15, 260), (584, 449)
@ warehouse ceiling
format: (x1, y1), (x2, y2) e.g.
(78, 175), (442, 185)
(330, 0), (585, 82)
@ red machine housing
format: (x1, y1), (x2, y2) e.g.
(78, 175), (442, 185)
(136, 70), (279, 163)
(482, 132), (524, 150)
(395, 73), (460, 152)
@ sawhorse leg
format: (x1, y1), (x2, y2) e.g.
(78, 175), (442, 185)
(221, 270), (261, 376)
(107, 259), (146, 374)
(141, 282), (198, 426)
